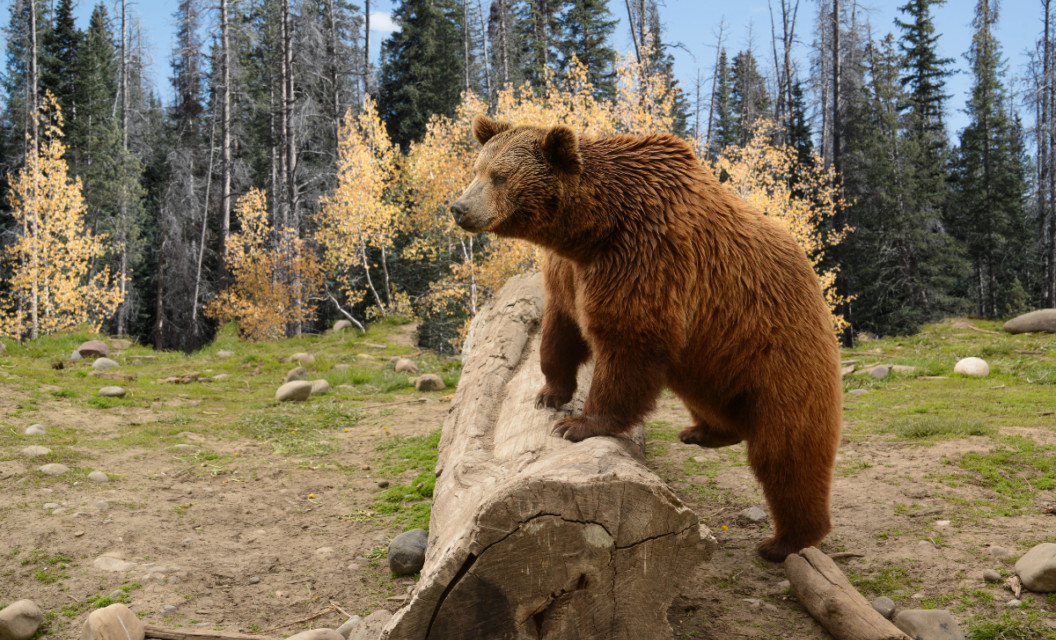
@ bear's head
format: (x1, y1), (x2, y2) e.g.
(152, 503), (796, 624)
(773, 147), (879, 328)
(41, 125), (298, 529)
(450, 115), (582, 242)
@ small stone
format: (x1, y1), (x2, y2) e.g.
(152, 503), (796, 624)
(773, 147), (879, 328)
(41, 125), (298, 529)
(285, 366), (309, 382)
(738, 507), (769, 524)
(869, 365), (890, 379)
(415, 374), (446, 391)
(315, 547), (336, 555)
(988, 546), (1010, 558)
(394, 358), (419, 374)
(776, 580), (790, 590)
(982, 569), (1002, 582)
(388, 529), (428, 575)
(88, 471), (110, 483)
(848, 389), (867, 396)
(286, 630), (344, 640)
(934, 520), (950, 528)
(51, 508), (66, 515)
(276, 381), (313, 402)
(871, 596), (896, 619)
(77, 340), (109, 358)
(362, 465), (370, 471)
(81, 603), (143, 640)
(173, 444), (193, 450)
(212, 374), (230, 381)
(1006, 599), (1022, 608)
(96, 501), (109, 510)
(310, 379), (330, 396)
(249, 577), (260, 584)
(39, 463), (69, 476)
(0, 600), (44, 640)
(98, 386), (126, 397)
(43, 503), (59, 510)
(892, 590), (906, 596)
(92, 357), (120, 370)
(21, 446), (51, 458)
(24, 424), (46, 436)
(110, 339), (132, 350)
(893, 609), (965, 640)
(161, 605), (177, 614)
(290, 353), (316, 365)
(336, 615), (362, 640)
(92, 557), (137, 572)
(348, 611), (393, 640)
(1015, 542), (1056, 592)
(109, 590), (124, 601)
(74, 531), (85, 537)
(217, 350), (235, 358)
(357, 353), (375, 360)
(378, 480), (390, 488)
(954, 357), (989, 377)
(334, 320), (353, 332)
(71, 350), (83, 362)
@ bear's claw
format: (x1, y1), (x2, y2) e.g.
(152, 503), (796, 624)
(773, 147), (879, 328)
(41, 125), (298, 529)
(535, 385), (574, 409)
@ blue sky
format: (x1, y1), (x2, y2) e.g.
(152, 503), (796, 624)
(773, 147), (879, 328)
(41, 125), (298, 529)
(56, 0), (1043, 138)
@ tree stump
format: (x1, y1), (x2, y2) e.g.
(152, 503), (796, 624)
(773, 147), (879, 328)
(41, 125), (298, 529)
(380, 273), (715, 640)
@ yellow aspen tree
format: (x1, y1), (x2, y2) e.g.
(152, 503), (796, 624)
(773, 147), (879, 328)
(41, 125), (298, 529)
(712, 120), (851, 333)
(1, 93), (124, 339)
(205, 188), (322, 340)
(316, 97), (405, 322)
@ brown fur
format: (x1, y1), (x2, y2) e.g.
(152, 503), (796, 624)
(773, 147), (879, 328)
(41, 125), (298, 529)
(451, 115), (842, 562)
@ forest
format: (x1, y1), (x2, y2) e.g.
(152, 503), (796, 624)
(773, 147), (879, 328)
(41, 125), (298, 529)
(0, 0), (1052, 351)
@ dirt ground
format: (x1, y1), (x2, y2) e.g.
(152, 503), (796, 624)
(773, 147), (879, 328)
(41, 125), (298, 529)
(1, 330), (1055, 639)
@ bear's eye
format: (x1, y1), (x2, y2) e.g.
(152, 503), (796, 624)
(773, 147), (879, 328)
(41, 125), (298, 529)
(491, 175), (507, 187)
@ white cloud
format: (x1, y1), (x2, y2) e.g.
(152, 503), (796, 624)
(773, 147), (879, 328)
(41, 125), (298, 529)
(369, 12), (398, 34)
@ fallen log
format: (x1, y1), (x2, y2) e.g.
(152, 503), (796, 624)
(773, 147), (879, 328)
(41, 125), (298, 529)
(380, 273), (715, 640)
(144, 626), (279, 640)
(785, 547), (911, 640)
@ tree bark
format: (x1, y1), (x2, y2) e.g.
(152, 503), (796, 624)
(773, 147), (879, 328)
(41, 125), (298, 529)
(379, 273), (715, 640)
(477, 0), (491, 101)
(364, 0), (370, 96)
(220, 0), (232, 287)
(785, 547), (911, 640)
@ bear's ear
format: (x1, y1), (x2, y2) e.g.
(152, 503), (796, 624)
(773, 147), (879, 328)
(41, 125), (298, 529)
(541, 125), (582, 175)
(473, 114), (511, 146)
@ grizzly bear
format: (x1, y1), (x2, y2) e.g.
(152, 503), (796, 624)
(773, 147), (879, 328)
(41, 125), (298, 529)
(449, 115), (842, 562)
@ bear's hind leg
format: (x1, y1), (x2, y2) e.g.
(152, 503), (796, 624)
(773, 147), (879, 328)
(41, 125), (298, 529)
(536, 307), (591, 409)
(678, 410), (743, 448)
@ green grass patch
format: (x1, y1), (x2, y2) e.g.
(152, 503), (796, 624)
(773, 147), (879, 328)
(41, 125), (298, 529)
(965, 612), (1056, 639)
(361, 430), (441, 530)
(238, 403), (365, 456)
(952, 435), (1056, 516)
(875, 415), (995, 440)
(847, 564), (919, 597)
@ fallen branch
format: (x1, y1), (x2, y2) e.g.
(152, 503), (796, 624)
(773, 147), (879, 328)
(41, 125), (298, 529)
(325, 292), (366, 332)
(907, 507), (943, 518)
(964, 324), (1000, 335)
(257, 606), (337, 633)
(145, 626), (279, 640)
(829, 552), (865, 560)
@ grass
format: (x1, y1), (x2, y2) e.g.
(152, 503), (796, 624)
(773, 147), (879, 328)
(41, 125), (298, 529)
(238, 403), (365, 456)
(875, 415), (995, 440)
(355, 429), (441, 530)
(965, 612), (1056, 639)
(847, 563), (919, 598)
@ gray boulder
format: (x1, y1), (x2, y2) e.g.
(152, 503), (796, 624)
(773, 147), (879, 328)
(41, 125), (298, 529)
(286, 366), (309, 382)
(81, 603), (144, 640)
(276, 381), (313, 402)
(394, 358), (419, 374)
(71, 350), (83, 362)
(291, 352), (316, 365)
(893, 609), (965, 640)
(21, 445), (51, 458)
(39, 463), (69, 476)
(954, 357), (989, 377)
(738, 507), (769, 524)
(310, 380), (331, 396)
(1015, 543), (1056, 592)
(870, 596), (895, 619)
(349, 611), (393, 640)
(0, 599), (44, 640)
(77, 340), (109, 358)
(87, 471), (110, 483)
(92, 358), (119, 370)
(336, 616), (362, 639)
(868, 365), (890, 379)
(24, 424), (46, 436)
(334, 320), (353, 332)
(98, 386), (126, 397)
(1003, 309), (1056, 334)
(415, 374), (446, 391)
(388, 529), (429, 575)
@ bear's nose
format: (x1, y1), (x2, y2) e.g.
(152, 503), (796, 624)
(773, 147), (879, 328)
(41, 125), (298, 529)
(450, 201), (468, 223)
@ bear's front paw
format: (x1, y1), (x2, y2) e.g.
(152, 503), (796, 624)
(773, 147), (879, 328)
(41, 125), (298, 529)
(535, 385), (574, 410)
(550, 415), (623, 442)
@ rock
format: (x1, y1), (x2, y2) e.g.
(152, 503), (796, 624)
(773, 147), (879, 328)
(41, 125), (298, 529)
(21, 445), (51, 458)
(334, 320), (353, 332)
(871, 596), (896, 619)
(310, 380), (330, 396)
(388, 528), (429, 575)
(127, 356), (156, 365)
(291, 353), (316, 365)
(109, 590), (124, 601)
(24, 424), (46, 436)
(1006, 599), (1022, 608)
(90, 371), (136, 382)
(988, 546), (1010, 558)
(92, 557), (137, 573)
(81, 603), (144, 640)
(286, 366), (309, 382)
(893, 609), (965, 640)
(336, 615), (362, 639)
(96, 501), (109, 510)
(378, 480), (390, 488)
(43, 503), (59, 510)
(0, 599), (44, 640)
(1015, 543), (1056, 592)
(394, 358), (419, 374)
(840, 365), (855, 377)
(954, 357), (989, 377)
(217, 350), (235, 358)
(891, 365), (917, 375)
(848, 389), (867, 396)
(415, 374), (446, 391)
(213, 374), (230, 381)
(982, 569), (1002, 582)
(776, 580), (790, 590)
(276, 381), (313, 402)
(315, 547), (336, 556)
(738, 507), (769, 524)
(934, 520), (951, 528)
(92, 358), (120, 370)
(160, 605), (177, 614)
(88, 471), (110, 483)
(286, 630), (344, 640)
(1003, 309), (1056, 334)
(249, 577), (260, 584)
(868, 365), (890, 379)
(77, 340), (109, 358)
(348, 611), (393, 640)
(71, 350), (83, 362)
(98, 386), (126, 397)
(110, 339), (132, 350)
(39, 463), (69, 476)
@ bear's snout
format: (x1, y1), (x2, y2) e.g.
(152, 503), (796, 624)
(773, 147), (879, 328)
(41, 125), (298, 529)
(450, 200), (469, 225)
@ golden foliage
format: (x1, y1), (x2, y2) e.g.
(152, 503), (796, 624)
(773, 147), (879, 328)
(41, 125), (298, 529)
(205, 189), (322, 340)
(0, 93), (123, 339)
(712, 120), (851, 333)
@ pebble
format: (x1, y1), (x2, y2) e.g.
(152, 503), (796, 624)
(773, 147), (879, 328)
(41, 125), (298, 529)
(893, 609), (965, 640)
(934, 520), (950, 528)
(285, 366), (309, 382)
(954, 357), (989, 377)
(92, 556), (137, 572)
(39, 463), (69, 476)
(290, 353), (316, 365)
(0, 599), (44, 640)
(43, 503), (59, 510)
(249, 577), (260, 584)
(92, 357), (120, 370)
(848, 389), (867, 396)
(315, 547), (336, 555)
(98, 386), (126, 397)
(988, 546), (1010, 558)
(415, 374), (446, 391)
(1006, 599), (1022, 608)
(738, 507), (769, 524)
(388, 529), (429, 575)
(310, 379), (331, 396)
(868, 365), (890, 379)
(871, 596), (896, 619)
(983, 569), (1002, 582)
(213, 374), (230, 381)
(276, 381), (313, 402)
(51, 508), (66, 516)
(87, 471), (110, 483)
(1014, 542), (1056, 592)
(109, 590), (124, 601)
(173, 444), (193, 450)
(336, 615), (362, 640)
(21, 446), (51, 458)
(161, 605), (177, 614)
(96, 502), (110, 510)
(24, 424), (46, 436)
(82, 603), (143, 640)
(378, 480), (390, 488)
(394, 358), (419, 374)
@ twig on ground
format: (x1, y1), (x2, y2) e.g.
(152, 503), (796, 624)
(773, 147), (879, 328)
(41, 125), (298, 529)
(258, 606), (337, 633)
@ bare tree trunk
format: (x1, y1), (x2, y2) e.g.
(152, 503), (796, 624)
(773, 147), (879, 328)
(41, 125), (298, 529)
(116, 0), (130, 336)
(477, 0), (491, 101)
(154, 233), (165, 350)
(1046, 0), (1056, 305)
(498, 0), (510, 85)
(220, 0), (232, 287)
(832, 0), (841, 181)
(192, 106), (219, 325)
(28, 0), (39, 338)
(463, 0), (470, 93)
(364, 0), (370, 96)
(282, 0), (298, 229)
(705, 20), (725, 155)
(624, 0), (641, 63)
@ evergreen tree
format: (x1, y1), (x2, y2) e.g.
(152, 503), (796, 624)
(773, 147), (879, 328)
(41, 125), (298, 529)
(947, 0), (1033, 317)
(68, 3), (115, 178)
(730, 49), (769, 145)
(377, 0), (464, 148)
(555, 0), (616, 99)
(710, 48), (737, 155)
(788, 80), (814, 167)
(40, 0), (80, 121)
(516, 0), (567, 89)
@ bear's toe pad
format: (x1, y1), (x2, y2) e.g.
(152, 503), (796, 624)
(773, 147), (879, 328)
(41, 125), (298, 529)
(550, 415), (619, 441)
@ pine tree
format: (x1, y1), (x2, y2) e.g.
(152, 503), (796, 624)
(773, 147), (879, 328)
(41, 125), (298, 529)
(948, 0), (1033, 317)
(68, 3), (115, 178)
(788, 80), (814, 167)
(730, 49), (770, 145)
(516, 0), (567, 89)
(377, 0), (464, 148)
(555, 0), (616, 99)
(710, 48), (737, 155)
(40, 0), (80, 123)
